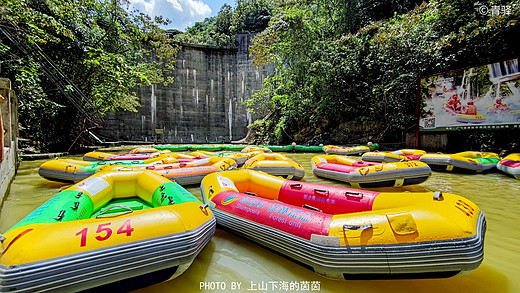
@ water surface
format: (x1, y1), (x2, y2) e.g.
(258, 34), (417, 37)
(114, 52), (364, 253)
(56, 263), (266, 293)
(1, 152), (518, 293)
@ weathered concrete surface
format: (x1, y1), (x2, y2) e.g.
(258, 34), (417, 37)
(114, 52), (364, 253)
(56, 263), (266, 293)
(0, 78), (19, 205)
(417, 132), (449, 152)
(99, 34), (274, 143)
(20, 152), (69, 161)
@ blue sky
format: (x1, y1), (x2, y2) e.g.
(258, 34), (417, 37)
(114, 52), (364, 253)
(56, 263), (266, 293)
(127, 0), (233, 31)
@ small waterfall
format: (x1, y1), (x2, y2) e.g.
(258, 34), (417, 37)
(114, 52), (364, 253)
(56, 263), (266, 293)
(151, 84), (156, 131)
(228, 100), (233, 141)
(191, 134), (194, 142)
(241, 72), (245, 95)
(507, 81), (520, 97)
(489, 58), (519, 81)
(194, 69), (198, 104)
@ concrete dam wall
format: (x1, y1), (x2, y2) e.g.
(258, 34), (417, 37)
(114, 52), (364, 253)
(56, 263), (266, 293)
(98, 34), (273, 143)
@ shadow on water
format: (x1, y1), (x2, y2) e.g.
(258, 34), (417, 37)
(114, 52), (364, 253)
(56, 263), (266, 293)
(318, 265), (508, 293)
(139, 228), (509, 293)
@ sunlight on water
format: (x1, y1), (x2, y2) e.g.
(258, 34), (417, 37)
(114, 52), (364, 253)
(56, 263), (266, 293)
(1, 152), (519, 293)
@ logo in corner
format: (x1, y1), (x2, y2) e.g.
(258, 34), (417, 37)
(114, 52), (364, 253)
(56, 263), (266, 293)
(221, 194), (238, 206)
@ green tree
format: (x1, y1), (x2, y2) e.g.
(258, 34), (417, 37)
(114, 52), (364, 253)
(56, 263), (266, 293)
(248, 0), (520, 144)
(172, 0), (274, 47)
(0, 0), (178, 151)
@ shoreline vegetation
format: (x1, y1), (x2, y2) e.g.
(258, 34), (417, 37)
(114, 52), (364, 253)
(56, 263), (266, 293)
(1, 0), (519, 154)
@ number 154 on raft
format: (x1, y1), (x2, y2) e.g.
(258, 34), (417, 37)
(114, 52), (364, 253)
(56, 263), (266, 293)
(76, 220), (134, 247)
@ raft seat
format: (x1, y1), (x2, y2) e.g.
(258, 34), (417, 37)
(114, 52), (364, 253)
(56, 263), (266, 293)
(91, 197), (149, 217)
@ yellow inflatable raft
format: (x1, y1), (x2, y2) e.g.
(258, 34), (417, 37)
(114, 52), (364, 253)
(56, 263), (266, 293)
(243, 153), (305, 180)
(311, 155), (431, 188)
(0, 169), (215, 292)
(191, 150), (248, 166)
(201, 170), (485, 279)
(241, 146), (272, 153)
(497, 153), (520, 179)
(83, 150), (171, 161)
(39, 155), (235, 185)
(361, 149), (427, 163)
(38, 154), (179, 183)
(129, 147), (161, 154)
(323, 145), (370, 155)
(151, 156), (237, 185)
(419, 151), (500, 173)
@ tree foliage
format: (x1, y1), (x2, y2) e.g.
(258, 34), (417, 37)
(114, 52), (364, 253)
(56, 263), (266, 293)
(172, 0), (275, 47)
(0, 0), (178, 151)
(248, 0), (520, 144)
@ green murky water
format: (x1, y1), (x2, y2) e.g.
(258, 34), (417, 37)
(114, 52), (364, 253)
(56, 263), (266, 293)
(1, 152), (519, 293)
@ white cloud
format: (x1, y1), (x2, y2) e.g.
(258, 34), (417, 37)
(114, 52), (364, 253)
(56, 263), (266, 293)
(128, 0), (212, 30)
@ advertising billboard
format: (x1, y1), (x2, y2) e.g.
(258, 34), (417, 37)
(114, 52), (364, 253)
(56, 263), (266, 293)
(419, 57), (520, 131)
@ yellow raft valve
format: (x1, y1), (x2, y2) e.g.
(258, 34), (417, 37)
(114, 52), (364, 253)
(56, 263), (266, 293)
(433, 191), (444, 201)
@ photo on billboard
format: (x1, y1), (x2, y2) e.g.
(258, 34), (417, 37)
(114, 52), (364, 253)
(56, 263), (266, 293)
(419, 57), (520, 131)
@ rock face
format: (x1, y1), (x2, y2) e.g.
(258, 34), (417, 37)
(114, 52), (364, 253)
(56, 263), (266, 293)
(98, 34), (274, 143)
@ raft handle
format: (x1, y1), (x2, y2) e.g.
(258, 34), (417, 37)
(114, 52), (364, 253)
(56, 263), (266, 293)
(208, 186), (214, 196)
(343, 223), (373, 231)
(345, 191), (363, 200)
(168, 196), (175, 205)
(244, 191), (258, 197)
(290, 183), (302, 189)
(433, 191), (443, 201)
(71, 202), (80, 211)
(54, 210), (66, 221)
(200, 204), (209, 211)
(314, 189), (329, 196)
(303, 204), (322, 212)
(96, 205), (133, 218)
(75, 192), (83, 199)
(0, 233), (5, 243)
